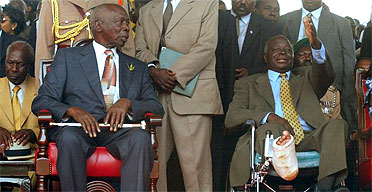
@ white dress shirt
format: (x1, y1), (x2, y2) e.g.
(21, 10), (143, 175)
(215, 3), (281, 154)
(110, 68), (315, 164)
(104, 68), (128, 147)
(297, 6), (322, 42)
(92, 40), (120, 103)
(261, 44), (326, 131)
(162, 0), (182, 13)
(9, 77), (27, 108)
(231, 11), (252, 54)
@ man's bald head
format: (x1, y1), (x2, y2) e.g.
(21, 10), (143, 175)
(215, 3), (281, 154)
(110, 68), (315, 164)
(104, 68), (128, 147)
(90, 4), (130, 48)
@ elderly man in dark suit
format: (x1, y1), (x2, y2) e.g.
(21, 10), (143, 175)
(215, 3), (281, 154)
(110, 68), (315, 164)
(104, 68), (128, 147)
(32, 4), (164, 191)
(278, 0), (357, 133)
(225, 15), (349, 191)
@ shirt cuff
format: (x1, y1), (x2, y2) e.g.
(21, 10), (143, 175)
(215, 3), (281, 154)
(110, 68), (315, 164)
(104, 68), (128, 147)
(147, 63), (157, 68)
(311, 41), (326, 64)
(261, 112), (271, 125)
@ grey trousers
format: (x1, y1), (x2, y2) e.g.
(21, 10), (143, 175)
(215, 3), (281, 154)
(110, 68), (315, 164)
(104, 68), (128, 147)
(53, 126), (153, 191)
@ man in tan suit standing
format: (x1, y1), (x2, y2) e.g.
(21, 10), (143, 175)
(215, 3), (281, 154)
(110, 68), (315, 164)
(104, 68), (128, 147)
(135, 0), (222, 191)
(0, 41), (39, 152)
(34, 0), (135, 86)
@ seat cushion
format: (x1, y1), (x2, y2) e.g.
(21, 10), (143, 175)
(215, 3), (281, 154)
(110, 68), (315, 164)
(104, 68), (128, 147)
(255, 151), (320, 168)
(47, 142), (122, 177)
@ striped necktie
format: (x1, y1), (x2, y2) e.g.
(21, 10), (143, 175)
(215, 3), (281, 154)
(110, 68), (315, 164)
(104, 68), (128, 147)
(161, 0), (173, 48)
(101, 50), (117, 110)
(12, 86), (21, 131)
(280, 73), (304, 145)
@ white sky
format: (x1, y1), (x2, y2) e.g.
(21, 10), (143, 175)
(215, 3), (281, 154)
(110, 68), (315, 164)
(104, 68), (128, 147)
(223, 0), (372, 25)
(0, 0), (371, 25)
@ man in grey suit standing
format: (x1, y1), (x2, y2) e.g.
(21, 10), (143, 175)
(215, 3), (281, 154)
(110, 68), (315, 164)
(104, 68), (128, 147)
(278, 0), (357, 133)
(32, 4), (164, 191)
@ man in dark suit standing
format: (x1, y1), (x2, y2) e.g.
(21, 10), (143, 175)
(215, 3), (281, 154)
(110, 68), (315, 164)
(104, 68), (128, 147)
(278, 0), (357, 133)
(230, 0), (280, 78)
(226, 15), (349, 190)
(0, 8), (23, 77)
(32, 4), (164, 191)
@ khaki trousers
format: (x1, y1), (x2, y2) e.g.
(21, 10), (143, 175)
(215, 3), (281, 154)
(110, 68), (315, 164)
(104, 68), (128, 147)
(230, 119), (348, 187)
(157, 94), (213, 192)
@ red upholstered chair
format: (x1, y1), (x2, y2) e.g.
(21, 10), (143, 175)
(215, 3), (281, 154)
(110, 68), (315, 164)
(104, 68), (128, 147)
(355, 58), (372, 190)
(35, 110), (161, 191)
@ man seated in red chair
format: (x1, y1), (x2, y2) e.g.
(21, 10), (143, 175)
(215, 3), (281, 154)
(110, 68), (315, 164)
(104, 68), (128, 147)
(225, 15), (349, 191)
(31, 3), (164, 191)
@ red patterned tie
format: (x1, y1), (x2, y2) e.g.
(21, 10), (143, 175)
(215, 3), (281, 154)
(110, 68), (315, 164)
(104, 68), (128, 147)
(101, 50), (117, 110)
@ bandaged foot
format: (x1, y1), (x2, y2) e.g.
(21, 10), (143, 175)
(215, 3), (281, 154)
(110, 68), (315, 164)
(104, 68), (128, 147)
(272, 131), (299, 181)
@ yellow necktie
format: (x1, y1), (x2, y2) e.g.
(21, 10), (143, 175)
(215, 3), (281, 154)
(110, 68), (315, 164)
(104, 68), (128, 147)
(12, 86), (21, 131)
(280, 73), (304, 145)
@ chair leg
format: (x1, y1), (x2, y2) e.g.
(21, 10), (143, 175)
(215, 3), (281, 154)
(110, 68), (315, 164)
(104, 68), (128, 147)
(36, 175), (48, 191)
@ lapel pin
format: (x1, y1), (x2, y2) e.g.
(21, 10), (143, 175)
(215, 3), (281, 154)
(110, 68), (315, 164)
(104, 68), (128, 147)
(250, 30), (253, 34)
(127, 63), (135, 71)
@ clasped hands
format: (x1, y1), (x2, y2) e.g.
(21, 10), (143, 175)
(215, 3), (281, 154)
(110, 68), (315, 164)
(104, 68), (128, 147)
(149, 67), (177, 93)
(0, 127), (35, 155)
(66, 98), (132, 138)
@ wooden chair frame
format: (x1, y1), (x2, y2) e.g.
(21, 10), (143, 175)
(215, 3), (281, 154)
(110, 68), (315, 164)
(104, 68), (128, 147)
(35, 110), (161, 191)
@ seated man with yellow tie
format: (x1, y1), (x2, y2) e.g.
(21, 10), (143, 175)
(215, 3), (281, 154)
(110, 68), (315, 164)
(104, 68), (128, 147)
(32, 4), (163, 191)
(0, 40), (39, 157)
(225, 15), (349, 191)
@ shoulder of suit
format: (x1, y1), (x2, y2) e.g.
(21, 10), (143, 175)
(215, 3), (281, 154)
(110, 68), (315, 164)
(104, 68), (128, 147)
(323, 11), (349, 25)
(119, 52), (146, 68)
(0, 77), (8, 85)
(279, 9), (301, 20)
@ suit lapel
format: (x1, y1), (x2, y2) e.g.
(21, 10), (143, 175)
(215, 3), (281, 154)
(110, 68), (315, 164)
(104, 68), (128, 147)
(165, 0), (194, 34)
(151, 0), (163, 33)
(241, 14), (260, 55)
(79, 44), (105, 107)
(118, 53), (135, 98)
(20, 76), (36, 127)
(0, 78), (14, 126)
(318, 10), (332, 41)
(289, 73), (304, 108)
(255, 74), (275, 109)
(288, 10), (302, 44)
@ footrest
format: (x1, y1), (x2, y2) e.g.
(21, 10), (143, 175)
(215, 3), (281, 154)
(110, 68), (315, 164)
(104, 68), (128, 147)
(255, 151), (320, 168)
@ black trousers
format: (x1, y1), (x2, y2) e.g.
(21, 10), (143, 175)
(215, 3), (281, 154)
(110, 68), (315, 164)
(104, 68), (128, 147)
(52, 126), (153, 191)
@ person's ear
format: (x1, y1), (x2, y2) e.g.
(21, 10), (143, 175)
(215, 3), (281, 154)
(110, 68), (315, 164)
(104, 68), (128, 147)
(94, 20), (103, 32)
(10, 22), (17, 31)
(264, 53), (268, 63)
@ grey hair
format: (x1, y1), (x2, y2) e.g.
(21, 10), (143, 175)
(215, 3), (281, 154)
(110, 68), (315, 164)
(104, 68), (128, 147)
(6, 40), (34, 70)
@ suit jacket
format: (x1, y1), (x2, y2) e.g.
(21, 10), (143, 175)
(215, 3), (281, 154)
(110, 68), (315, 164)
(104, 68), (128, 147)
(279, 9), (355, 97)
(32, 44), (164, 123)
(360, 26), (371, 58)
(135, 0), (223, 115)
(0, 76), (39, 137)
(216, 10), (236, 112)
(234, 14), (281, 75)
(225, 55), (334, 186)
(0, 31), (23, 77)
(35, 0), (135, 86)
